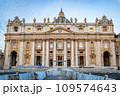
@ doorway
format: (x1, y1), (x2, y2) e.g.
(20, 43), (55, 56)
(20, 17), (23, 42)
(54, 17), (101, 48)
(67, 60), (71, 67)
(10, 51), (17, 66)
(49, 59), (53, 67)
(58, 56), (63, 66)
(36, 56), (42, 66)
(78, 56), (84, 67)
(104, 51), (110, 66)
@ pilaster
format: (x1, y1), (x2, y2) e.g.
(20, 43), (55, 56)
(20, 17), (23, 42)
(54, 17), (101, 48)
(71, 39), (74, 67)
(19, 39), (24, 66)
(42, 40), (45, 66)
(31, 39), (35, 66)
(75, 39), (79, 67)
(46, 40), (49, 67)
(4, 40), (10, 69)
(53, 39), (56, 67)
(64, 39), (67, 67)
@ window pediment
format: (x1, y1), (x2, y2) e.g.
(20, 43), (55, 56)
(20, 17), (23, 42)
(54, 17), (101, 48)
(46, 27), (75, 34)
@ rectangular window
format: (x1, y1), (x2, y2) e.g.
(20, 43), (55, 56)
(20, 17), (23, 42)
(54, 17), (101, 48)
(13, 42), (16, 47)
(50, 43), (53, 48)
(50, 51), (53, 53)
(37, 42), (41, 48)
(90, 28), (93, 32)
(67, 43), (70, 48)
(58, 41), (62, 48)
(37, 51), (40, 53)
(50, 27), (53, 31)
(37, 28), (41, 31)
(104, 42), (108, 48)
(27, 28), (31, 32)
(103, 26), (107, 32)
(67, 27), (70, 30)
(67, 51), (70, 53)
(79, 42), (83, 48)
(79, 28), (83, 31)
(80, 51), (83, 53)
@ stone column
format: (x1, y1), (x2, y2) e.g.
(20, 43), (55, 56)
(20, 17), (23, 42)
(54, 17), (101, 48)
(71, 39), (74, 67)
(19, 40), (24, 66)
(64, 39), (67, 67)
(46, 40), (49, 67)
(101, 40), (104, 66)
(22, 26), (25, 32)
(53, 39), (56, 67)
(118, 54), (120, 70)
(42, 40), (45, 66)
(85, 39), (88, 67)
(4, 40), (10, 69)
(75, 39), (78, 67)
(96, 39), (101, 66)
(31, 40), (35, 66)
(111, 40), (116, 66)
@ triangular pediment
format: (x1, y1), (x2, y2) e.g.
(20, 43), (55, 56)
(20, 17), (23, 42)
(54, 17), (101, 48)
(45, 26), (75, 34)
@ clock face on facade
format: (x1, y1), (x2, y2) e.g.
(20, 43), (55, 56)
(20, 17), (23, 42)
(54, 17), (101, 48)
(15, 20), (18, 24)
(102, 19), (108, 24)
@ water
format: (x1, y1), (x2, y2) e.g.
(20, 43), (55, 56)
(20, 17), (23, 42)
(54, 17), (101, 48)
(44, 75), (69, 80)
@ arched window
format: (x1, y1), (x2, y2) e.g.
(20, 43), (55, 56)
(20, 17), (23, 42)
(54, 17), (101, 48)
(14, 27), (18, 32)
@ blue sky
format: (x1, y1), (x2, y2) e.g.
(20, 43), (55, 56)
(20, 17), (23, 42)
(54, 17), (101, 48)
(0, 0), (120, 51)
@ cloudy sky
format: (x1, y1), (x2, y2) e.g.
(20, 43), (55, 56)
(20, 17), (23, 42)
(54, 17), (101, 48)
(0, 0), (120, 51)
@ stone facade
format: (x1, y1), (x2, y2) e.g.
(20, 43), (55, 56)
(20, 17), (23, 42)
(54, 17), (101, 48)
(3, 9), (117, 69)
(115, 34), (120, 69)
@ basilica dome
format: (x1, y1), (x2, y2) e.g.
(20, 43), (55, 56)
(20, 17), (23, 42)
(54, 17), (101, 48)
(54, 8), (70, 23)
(59, 8), (65, 17)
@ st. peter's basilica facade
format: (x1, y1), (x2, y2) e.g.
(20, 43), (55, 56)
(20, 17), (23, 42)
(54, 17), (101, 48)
(3, 9), (116, 69)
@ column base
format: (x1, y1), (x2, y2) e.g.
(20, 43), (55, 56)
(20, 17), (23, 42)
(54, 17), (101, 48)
(118, 67), (120, 70)
(46, 65), (49, 67)
(3, 65), (9, 70)
(71, 66), (78, 67)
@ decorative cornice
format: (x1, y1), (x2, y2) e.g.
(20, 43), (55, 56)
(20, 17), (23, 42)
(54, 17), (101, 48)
(111, 39), (115, 42)
(94, 39), (101, 42)
(31, 39), (36, 41)
(4, 32), (116, 36)
(19, 39), (25, 42)
(85, 39), (90, 42)
(5, 39), (10, 42)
